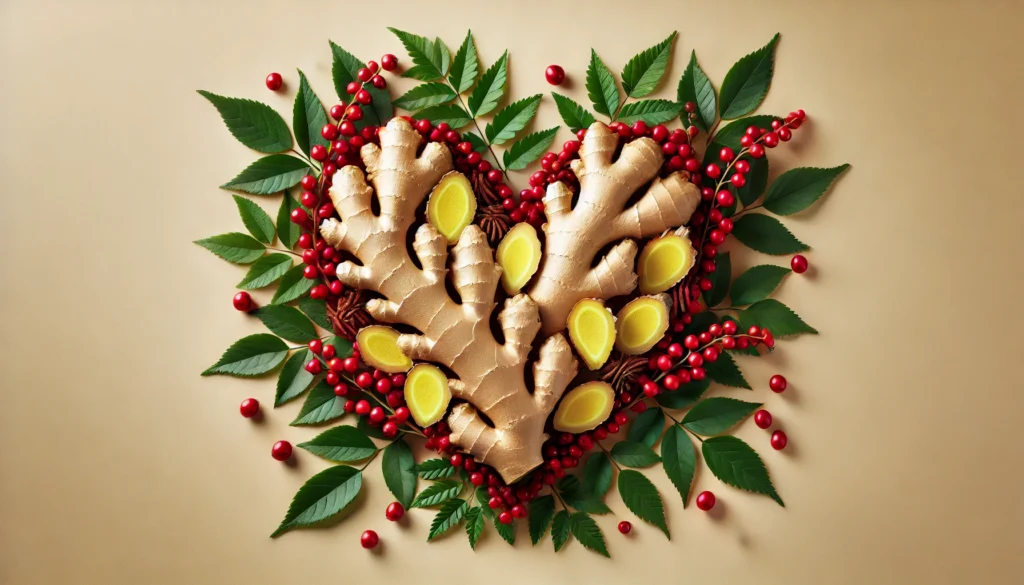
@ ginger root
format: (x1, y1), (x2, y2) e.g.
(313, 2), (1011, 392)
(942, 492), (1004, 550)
(552, 381), (615, 434)
(356, 325), (413, 373)
(637, 227), (697, 294)
(496, 222), (542, 294)
(425, 172), (476, 244)
(615, 294), (671, 355)
(404, 363), (451, 427)
(567, 299), (616, 370)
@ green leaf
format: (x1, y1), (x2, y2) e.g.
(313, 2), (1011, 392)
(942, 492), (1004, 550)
(392, 82), (457, 111)
(232, 195), (276, 244)
(621, 32), (676, 98)
(551, 93), (596, 133)
(718, 34), (780, 120)
(485, 94), (542, 145)
(291, 381), (346, 426)
(293, 70), (329, 157)
(434, 37), (451, 77)
(465, 506), (484, 549)
(364, 84), (393, 130)
(476, 489), (516, 545)
(254, 305), (317, 343)
(656, 378), (710, 409)
(616, 100), (682, 125)
(705, 117), (779, 199)
(628, 407), (665, 447)
(202, 333), (288, 377)
(194, 232), (264, 264)
(221, 155), (310, 196)
(686, 311), (720, 336)
(417, 103), (473, 128)
(682, 397), (760, 435)
(429, 498), (468, 540)
(411, 479), (462, 508)
(569, 513), (609, 557)
(298, 297), (332, 330)
(415, 458), (457, 480)
(618, 469), (669, 538)
(271, 465), (361, 537)
(449, 31), (479, 94)
(740, 299), (817, 337)
(330, 41), (362, 99)
(677, 50), (716, 131)
(586, 50), (620, 117)
(276, 193), (302, 249)
(732, 214), (809, 255)
(551, 510), (571, 552)
(528, 494), (556, 545)
(327, 336), (353, 358)
(763, 165), (851, 216)
(704, 352), (751, 389)
(503, 127), (559, 171)
(561, 491), (612, 515)
(463, 132), (489, 154)
(237, 253), (291, 290)
(467, 52), (508, 116)
(703, 436), (783, 505)
(275, 349), (316, 405)
(611, 441), (662, 467)
(703, 251), (731, 308)
(298, 425), (377, 462)
(356, 415), (388, 440)
(736, 155), (769, 207)
(382, 438), (417, 509)
(197, 90), (292, 153)
(388, 28), (447, 81)
(270, 264), (315, 305)
(661, 425), (696, 507)
(731, 264), (791, 306)
(581, 452), (613, 497)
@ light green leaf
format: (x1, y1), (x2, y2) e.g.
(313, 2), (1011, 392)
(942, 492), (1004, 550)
(232, 195), (276, 244)
(298, 297), (332, 330)
(271, 465), (361, 537)
(415, 458), (457, 480)
(718, 33), (780, 119)
(329, 41), (362, 100)
(417, 103), (473, 128)
(197, 90), (292, 153)
(740, 298), (817, 337)
(586, 50), (619, 117)
(194, 232), (265, 264)
(297, 425), (377, 462)
(429, 498), (468, 540)
(616, 99), (682, 124)
(254, 305), (317, 343)
(236, 253), (292, 290)
(467, 51), (508, 116)
(270, 264), (315, 305)
(485, 94), (542, 145)
(763, 165), (851, 215)
(291, 381), (346, 426)
(392, 82), (457, 111)
(449, 31), (479, 94)
(411, 479), (462, 508)
(621, 32), (677, 98)
(731, 213), (809, 255)
(221, 155), (310, 196)
(503, 127), (560, 171)
(202, 333), (288, 377)
(388, 28), (447, 81)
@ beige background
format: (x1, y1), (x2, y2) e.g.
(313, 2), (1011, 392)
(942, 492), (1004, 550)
(2, 0), (1022, 583)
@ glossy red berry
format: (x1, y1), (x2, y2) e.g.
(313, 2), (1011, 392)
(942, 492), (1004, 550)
(719, 147), (734, 162)
(771, 430), (788, 450)
(656, 355), (674, 371)
(239, 398), (259, 418)
(381, 54), (398, 71)
(310, 144), (328, 161)
(769, 375), (788, 393)
(360, 530), (379, 549)
(265, 72), (283, 90)
(271, 440), (292, 461)
(356, 89), (372, 105)
(545, 64), (566, 85)
(354, 400), (371, 416)
(696, 491), (716, 511)
(754, 409), (773, 429)
(356, 372), (373, 389)
(305, 359), (322, 374)
(371, 75), (387, 89)
(730, 173), (747, 188)
(385, 501), (405, 521)
(749, 143), (765, 158)
(791, 254), (809, 274)
(716, 190), (735, 207)
(617, 521), (632, 534)
(763, 132), (780, 148)
(232, 291), (253, 312)
(356, 67), (372, 82)
(498, 511), (514, 525)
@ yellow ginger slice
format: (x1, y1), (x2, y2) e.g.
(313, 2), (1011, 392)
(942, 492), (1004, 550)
(496, 222), (542, 294)
(425, 172), (476, 244)
(355, 326), (412, 373)
(567, 299), (616, 370)
(404, 364), (452, 427)
(637, 228), (697, 294)
(615, 294), (671, 355)
(553, 381), (615, 433)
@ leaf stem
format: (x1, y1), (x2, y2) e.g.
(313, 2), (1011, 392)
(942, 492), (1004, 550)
(268, 246), (301, 257)
(359, 449), (381, 471)
(446, 79), (509, 177)
(597, 441), (622, 472)
(552, 487), (571, 512)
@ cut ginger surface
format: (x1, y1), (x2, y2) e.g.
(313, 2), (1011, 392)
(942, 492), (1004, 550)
(496, 223), (542, 294)
(355, 326), (412, 373)
(425, 172), (476, 244)
(567, 299), (616, 370)
(637, 229), (696, 294)
(615, 295), (671, 355)
(404, 364), (451, 427)
(552, 381), (615, 433)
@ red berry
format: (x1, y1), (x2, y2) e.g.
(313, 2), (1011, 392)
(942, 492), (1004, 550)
(754, 409), (773, 429)
(769, 375), (787, 393)
(308, 339), (323, 354)
(705, 163), (722, 179)
(321, 123), (339, 141)
(511, 504), (527, 519)
(310, 144), (328, 162)
(302, 264), (318, 279)
(656, 355), (674, 371)
(305, 359), (322, 374)
(683, 335), (699, 350)
(763, 132), (780, 148)
(300, 190), (318, 208)
(265, 72), (283, 91)
(356, 89), (371, 105)
(300, 175), (317, 190)
(771, 430), (788, 450)
(696, 491), (716, 511)
(631, 120), (648, 137)
(232, 291), (253, 312)
(498, 511), (514, 525)
(749, 143), (765, 158)
(356, 67), (372, 82)
(722, 321), (738, 336)
(716, 190), (735, 207)
(545, 64), (565, 85)
(271, 440), (292, 461)
(354, 400), (371, 416)
(343, 357), (359, 373)
(371, 75), (387, 89)
(369, 406), (386, 424)
(385, 502), (405, 521)
(735, 160), (751, 174)
(356, 372), (373, 389)
(778, 127), (792, 141)
(618, 521), (632, 534)
(239, 398), (259, 418)
(667, 343), (684, 358)
(333, 384), (348, 397)
(360, 530), (379, 549)
(730, 173), (747, 188)
(683, 101), (696, 113)
(719, 147), (735, 162)
(791, 254), (809, 274)
(489, 496), (503, 509)
(470, 472), (484, 486)
(381, 54), (398, 71)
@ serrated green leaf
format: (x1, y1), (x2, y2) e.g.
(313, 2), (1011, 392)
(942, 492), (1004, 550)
(763, 165), (850, 215)
(463, 131), (489, 154)
(485, 94), (542, 145)
(677, 50), (716, 131)
(363, 84), (393, 130)
(434, 37), (451, 76)
(656, 377), (711, 409)
(298, 297), (332, 330)
(449, 31), (479, 94)
(617, 100), (682, 124)
(731, 264), (791, 306)
(503, 127), (559, 171)
(427, 498), (467, 541)
(417, 103), (473, 128)
(704, 352), (751, 389)
(528, 494), (556, 545)
(275, 348), (316, 405)
(661, 425), (696, 507)
(291, 381), (346, 426)
(558, 476), (612, 514)
(476, 489), (516, 545)
(411, 479), (462, 508)
(202, 333), (288, 377)
(628, 407), (665, 447)
(221, 155), (310, 196)
(293, 70), (329, 157)
(232, 195), (276, 244)
(467, 52), (508, 116)
(703, 436), (783, 505)
(236, 253), (292, 290)
(682, 397), (760, 435)
(276, 193), (302, 249)
(383, 438), (417, 509)
(254, 305), (317, 343)
(569, 513), (609, 557)
(330, 41), (362, 99)
(297, 425), (377, 462)
(392, 82), (457, 111)
(465, 506), (484, 549)
(551, 93), (596, 132)
(197, 90), (292, 153)
(388, 28), (447, 81)
(271, 465), (361, 537)
(581, 452), (612, 497)
(719, 34), (780, 119)
(740, 299), (817, 337)
(586, 50), (620, 117)
(732, 214), (808, 255)
(270, 264), (315, 305)
(194, 232), (265, 264)
(611, 441), (662, 468)
(415, 458), (457, 480)
(618, 469), (669, 538)
(622, 32), (676, 98)
(551, 510), (571, 552)
(703, 252), (731, 308)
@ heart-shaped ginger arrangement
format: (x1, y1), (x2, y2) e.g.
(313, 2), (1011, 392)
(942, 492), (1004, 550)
(322, 117), (699, 483)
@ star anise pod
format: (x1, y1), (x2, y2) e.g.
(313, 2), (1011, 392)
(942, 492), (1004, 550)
(470, 168), (503, 205)
(599, 353), (650, 394)
(326, 289), (374, 340)
(477, 203), (512, 247)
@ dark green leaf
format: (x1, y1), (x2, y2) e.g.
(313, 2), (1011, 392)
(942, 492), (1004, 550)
(415, 458), (457, 480)
(197, 90), (292, 153)
(254, 305), (317, 343)
(581, 452), (613, 497)
(703, 436), (783, 505)
(275, 349), (316, 405)
(718, 33), (780, 120)
(392, 82), (457, 111)
(551, 510), (571, 552)
(611, 441), (662, 467)
(661, 425), (696, 507)
(271, 465), (361, 537)
(732, 214), (808, 255)
(270, 264), (315, 305)
(485, 94), (542, 145)
(467, 52), (508, 116)
(704, 352), (751, 389)
(621, 32), (676, 98)
(616, 99), (682, 125)
(474, 490), (515, 545)
(731, 264), (791, 306)
(417, 103), (473, 128)
(237, 253), (292, 290)
(677, 50), (716, 131)
(656, 378), (710, 409)
(382, 438), (417, 509)
(193, 232), (264, 264)
(410, 479), (462, 508)
(628, 407), (665, 447)
(685, 311), (720, 336)
(528, 494), (556, 544)
(232, 195), (276, 244)
(293, 70), (329, 156)
(569, 513), (609, 557)
(291, 381), (346, 426)
(449, 31), (479, 94)
(298, 425), (377, 462)
(558, 475), (612, 514)
(586, 50), (619, 117)
(363, 84), (393, 130)
(736, 156), (769, 207)
(276, 193), (302, 249)
(551, 93), (596, 132)
(357, 415), (388, 440)
(327, 336), (353, 358)
(463, 132), (489, 154)
(298, 297), (332, 330)
(329, 41), (362, 99)
(465, 507), (484, 549)
(428, 498), (467, 540)
(222, 155), (309, 196)
(388, 28), (447, 81)
(682, 397), (760, 435)
(503, 127), (559, 171)
(202, 333), (288, 377)
(740, 299), (817, 337)
(618, 469), (669, 537)
(703, 251), (731, 307)
(708, 115), (780, 149)
(763, 164), (851, 215)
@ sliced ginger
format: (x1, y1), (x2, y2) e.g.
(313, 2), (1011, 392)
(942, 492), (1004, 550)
(567, 299), (616, 370)
(553, 381), (615, 433)
(615, 294), (671, 355)
(637, 228), (697, 294)
(355, 326), (412, 373)
(404, 364), (452, 427)
(426, 172), (476, 244)
(496, 222), (542, 294)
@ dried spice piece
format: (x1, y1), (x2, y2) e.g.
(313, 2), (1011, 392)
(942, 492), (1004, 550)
(599, 353), (649, 393)
(477, 203), (512, 247)
(326, 289), (374, 340)
(470, 167), (503, 205)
